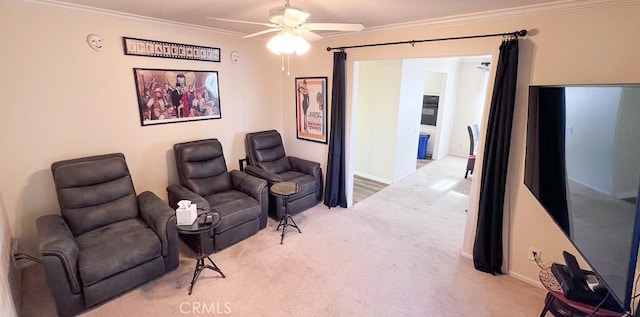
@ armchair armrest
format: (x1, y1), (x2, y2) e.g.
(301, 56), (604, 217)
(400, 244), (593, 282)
(231, 170), (269, 229)
(288, 156), (321, 176)
(138, 191), (178, 261)
(239, 157), (248, 172)
(244, 165), (284, 185)
(166, 184), (210, 212)
(289, 156), (323, 201)
(36, 215), (81, 295)
(230, 170), (268, 201)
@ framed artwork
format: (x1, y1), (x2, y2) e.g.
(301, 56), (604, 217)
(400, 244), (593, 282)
(295, 77), (328, 143)
(133, 68), (221, 126)
(123, 37), (220, 62)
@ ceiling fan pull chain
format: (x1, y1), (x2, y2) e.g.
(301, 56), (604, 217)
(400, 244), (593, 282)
(287, 54), (291, 76)
(281, 53), (285, 72)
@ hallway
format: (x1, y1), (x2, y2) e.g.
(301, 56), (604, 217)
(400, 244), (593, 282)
(353, 156), (470, 205)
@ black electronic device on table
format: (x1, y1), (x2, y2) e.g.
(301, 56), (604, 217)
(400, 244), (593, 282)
(197, 212), (214, 226)
(562, 251), (585, 281)
(551, 251), (623, 312)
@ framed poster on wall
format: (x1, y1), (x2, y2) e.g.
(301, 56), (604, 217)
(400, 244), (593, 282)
(295, 77), (328, 143)
(123, 37), (220, 62)
(133, 68), (221, 126)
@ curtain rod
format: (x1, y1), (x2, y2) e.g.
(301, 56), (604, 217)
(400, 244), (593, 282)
(326, 29), (527, 51)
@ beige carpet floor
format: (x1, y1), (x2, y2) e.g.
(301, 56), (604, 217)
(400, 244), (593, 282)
(21, 156), (546, 317)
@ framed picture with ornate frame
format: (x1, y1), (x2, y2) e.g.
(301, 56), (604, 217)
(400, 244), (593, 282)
(133, 68), (221, 126)
(295, 77), (327, 143)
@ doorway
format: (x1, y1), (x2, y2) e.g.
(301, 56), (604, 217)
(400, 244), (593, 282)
(350, 56), (491, 193)
(349, 56), (491, 206)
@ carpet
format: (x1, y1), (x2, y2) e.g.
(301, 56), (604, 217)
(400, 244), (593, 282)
(21, 156), (545, 316)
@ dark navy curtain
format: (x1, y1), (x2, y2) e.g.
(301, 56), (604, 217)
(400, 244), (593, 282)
(324, 51), (348, 208)
(473, 38), (520, 275)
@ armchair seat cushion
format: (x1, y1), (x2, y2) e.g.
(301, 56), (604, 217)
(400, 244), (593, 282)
(205, 190), (261, 233)
(278, 172), (317, 198)
(76, 218), (161, 286)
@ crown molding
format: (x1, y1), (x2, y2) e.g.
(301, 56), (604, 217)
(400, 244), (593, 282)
(0, 0), (244, 37)
(3, 0), (639, 39)
(325, 0), (640, 38)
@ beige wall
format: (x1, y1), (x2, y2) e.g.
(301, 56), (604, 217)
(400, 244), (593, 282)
(448, 60), (489, 157)
(0, 2), (284, 256)
(353, 60), (403, 183)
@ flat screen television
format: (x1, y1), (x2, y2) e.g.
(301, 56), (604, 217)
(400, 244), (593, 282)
(524, 84), (640, 311)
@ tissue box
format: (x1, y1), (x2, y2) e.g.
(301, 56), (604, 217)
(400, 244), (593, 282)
(176, 202), (197, 225)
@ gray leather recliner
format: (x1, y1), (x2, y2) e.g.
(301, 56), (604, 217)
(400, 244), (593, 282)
(36, 153), (179, 317)
(244, 130), (323, 220)
(167, 139), (268, 251)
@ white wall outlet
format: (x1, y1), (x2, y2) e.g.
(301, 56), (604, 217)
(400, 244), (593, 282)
(527, 247), (541, 261)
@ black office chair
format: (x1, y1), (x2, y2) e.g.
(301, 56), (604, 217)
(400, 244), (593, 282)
(465, 124), (479, 178)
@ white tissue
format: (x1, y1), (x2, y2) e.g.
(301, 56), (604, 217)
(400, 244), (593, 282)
(177, 200), (191, 209)
(176, 200), (197, 225)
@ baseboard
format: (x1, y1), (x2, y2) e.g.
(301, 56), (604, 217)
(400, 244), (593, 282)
(353, 171), (391, 185)
(614, 190), (637, 200)
(508, 270), (544, 289)
(460, 251), (542, 289)
(460, 251), (472, 259)
(568, 177), (612, 196)
(448, 153), (468, 159)
(6, 238), (21, 316)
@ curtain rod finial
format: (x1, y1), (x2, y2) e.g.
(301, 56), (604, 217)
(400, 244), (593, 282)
(326, 47), (332, 51)
(517, 29), (528, 37)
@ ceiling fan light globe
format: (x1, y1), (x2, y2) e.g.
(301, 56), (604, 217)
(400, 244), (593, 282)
(295, 37), (310, 55)
(267, 34), (283, 55)
(280, 32), (298, 54)
(267, 31), (304, 55)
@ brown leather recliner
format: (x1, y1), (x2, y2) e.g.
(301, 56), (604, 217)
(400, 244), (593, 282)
(244, 130), (323, 220)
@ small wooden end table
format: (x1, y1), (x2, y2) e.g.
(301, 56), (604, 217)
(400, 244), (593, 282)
(176, 213), (226, 295)
(270, 181), (302, 244)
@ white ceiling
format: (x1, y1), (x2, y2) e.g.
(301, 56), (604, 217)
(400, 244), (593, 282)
(55, 0), (562, 37)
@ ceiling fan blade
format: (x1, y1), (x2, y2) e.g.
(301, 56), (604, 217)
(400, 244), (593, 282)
(297, 31), (323, 42)
(210, 17), (277, 28)
(304, 23), (365, 32)
(242, 28), (280, 39)
(283, 7), (310, 25)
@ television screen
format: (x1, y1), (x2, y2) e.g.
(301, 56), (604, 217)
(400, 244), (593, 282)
(524, 84), (640, 310)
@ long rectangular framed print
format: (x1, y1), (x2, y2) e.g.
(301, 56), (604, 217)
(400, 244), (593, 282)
(295, 77), (327, 143)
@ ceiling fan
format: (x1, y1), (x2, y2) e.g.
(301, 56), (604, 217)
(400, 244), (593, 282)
(211, 0), (364, 43)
